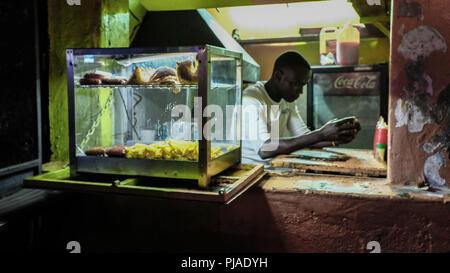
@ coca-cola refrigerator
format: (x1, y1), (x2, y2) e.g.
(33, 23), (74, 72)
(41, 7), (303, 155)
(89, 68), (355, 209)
(306, 63), (388, 149)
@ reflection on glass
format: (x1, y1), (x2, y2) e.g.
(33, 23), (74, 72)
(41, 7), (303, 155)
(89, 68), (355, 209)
(312, 72), (380, 149)
(73, 51), (241, 162)
(74, 52), (201, 161)
(208, 54), (241, 159)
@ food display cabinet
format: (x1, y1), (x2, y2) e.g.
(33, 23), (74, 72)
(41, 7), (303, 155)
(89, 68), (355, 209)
(66, 45), (242, 188)
(25, 45), (265, 203)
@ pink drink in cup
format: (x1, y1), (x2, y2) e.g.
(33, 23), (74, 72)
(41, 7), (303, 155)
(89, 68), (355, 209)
(337, 41), (359, 65)
(336, 23), (360, 65)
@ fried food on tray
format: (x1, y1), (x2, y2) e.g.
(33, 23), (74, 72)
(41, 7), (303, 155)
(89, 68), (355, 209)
(85, 147), (106, 156)
(85, 140), (227, 161)
(125, 140), (199, 160)
(80, 72), (126, 85)
(211, 146), (223, 159)
(148, 66), (179, 84)
(105, 145), (127, 157)
(83, 73), (106, 80)
(80, 78), (102, 85)
(176, 60), (198, 84)
(127, 66), (156, 85)
(151, 75), (179, 85)
(127, 66), (180, 85)
(101, 78), (127, 85)
(125, 139), (224, 161)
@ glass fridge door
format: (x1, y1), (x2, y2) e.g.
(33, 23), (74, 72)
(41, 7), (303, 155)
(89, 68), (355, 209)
(307, 64), (388, 149)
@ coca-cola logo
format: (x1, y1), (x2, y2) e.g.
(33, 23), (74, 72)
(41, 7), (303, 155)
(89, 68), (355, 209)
(334, 75), (377, 89)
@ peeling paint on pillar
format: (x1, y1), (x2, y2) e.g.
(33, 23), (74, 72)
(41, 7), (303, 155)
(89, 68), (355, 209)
(100, 0), (130, 48)
(388, 0), (450, 187)
(397, 0), (424, 21)
(424, 152), (447, 188)
(48, 0), (100, 162)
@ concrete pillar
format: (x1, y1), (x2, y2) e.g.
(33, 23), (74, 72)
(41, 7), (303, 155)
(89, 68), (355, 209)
(48, 0), (129, 162)
(388, 0), (450, 186)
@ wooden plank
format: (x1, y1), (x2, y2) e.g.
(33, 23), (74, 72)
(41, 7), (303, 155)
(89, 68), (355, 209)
(24, 164), (265, 203)
(291, 149), (350, 161)
(219, 164), (264, 190)
(212, 176), (241, 184)
(225, 172), (267, 205)
(373, 22), (390, 38)
(359, 15), (391, 24)
(261, 173), (393, 197)
(271, 148), (387, 177)
(264, 167), (307, 177)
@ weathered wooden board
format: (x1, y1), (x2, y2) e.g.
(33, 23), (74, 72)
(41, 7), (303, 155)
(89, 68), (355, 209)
(291, 149), (350, 161)
(271, 148), (387, 177)
(264, 166), (307, 177)
(260, 173), (393, 197)
(24, 164), (266, 203)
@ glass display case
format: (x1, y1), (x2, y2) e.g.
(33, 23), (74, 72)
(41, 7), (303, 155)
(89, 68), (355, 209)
(66, 45), (242, 188)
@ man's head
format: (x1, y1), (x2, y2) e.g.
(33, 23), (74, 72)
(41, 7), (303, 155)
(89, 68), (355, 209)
(271, 51), (311, 102)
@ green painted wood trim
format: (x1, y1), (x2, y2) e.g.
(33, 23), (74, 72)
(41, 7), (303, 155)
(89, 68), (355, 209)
(359, 15), (390, 23)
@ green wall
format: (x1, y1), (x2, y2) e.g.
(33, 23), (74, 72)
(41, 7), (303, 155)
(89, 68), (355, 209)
(243, 37), (390, 81)
(48, 0), (129, 162)
(300, 37), (390, 66)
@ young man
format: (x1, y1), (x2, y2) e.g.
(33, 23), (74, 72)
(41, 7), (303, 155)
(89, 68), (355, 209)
(241, 51), (360, 165)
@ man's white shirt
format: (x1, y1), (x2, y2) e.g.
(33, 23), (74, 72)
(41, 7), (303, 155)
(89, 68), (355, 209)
(241, 81), (311, 165)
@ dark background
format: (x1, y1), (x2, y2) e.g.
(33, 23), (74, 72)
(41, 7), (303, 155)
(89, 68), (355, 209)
(0, 0), (50, 170)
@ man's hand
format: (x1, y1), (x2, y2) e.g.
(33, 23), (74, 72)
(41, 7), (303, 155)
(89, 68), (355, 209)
(319, 116), (360, 142)
(353, 118), (361, 132)
(258, 116), (362, 159)
(335, 134), (356, 145)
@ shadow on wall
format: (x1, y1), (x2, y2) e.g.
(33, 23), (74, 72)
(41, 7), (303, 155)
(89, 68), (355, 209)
(219, 186), (286, 252)
(24, 187), (450, 253)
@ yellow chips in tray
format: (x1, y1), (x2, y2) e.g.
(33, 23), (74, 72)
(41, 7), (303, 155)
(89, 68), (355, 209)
(125, 139), (226, 161)
(211, 146), (223, 159)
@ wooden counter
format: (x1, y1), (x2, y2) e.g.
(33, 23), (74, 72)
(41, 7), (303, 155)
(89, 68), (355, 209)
(271, 147), (387, 177)
(265, 148), (449, 202)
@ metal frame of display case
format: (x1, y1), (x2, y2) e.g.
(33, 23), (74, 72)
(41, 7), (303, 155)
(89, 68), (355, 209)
(66, 45), (243, 188)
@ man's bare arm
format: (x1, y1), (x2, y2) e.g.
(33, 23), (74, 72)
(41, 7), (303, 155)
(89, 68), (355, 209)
(258, 117), (359, 159)
(309, 141), (333, 149)
(309, 134), (357, 149)
(258, 130), (326, 159)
